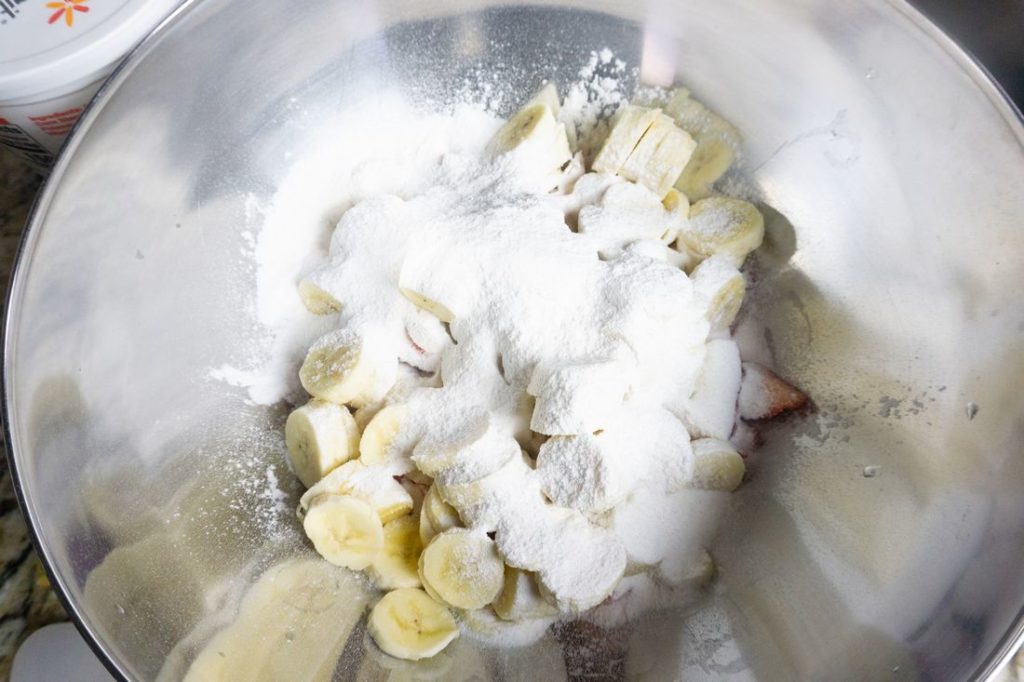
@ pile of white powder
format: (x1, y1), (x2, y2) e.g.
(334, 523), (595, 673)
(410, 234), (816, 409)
(214, 50), (744, 623)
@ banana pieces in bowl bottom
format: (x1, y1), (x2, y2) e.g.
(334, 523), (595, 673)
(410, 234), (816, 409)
(7, 0), (1024, 681)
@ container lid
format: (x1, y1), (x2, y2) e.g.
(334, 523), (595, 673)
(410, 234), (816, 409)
(0, 0), (183, 101)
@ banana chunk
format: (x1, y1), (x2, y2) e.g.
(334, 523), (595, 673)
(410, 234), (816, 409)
(658, 548), (715, 588)
(487, 102), (572, 191)
(297, 279), (342, 315)
(410, 412), (501, 479)
(359, 403), (412, 466)
(435, 454), (539, 531)
(399, 287), (457, 324)
(299, 327), (398, 407)
(577, 182), (675, 256)
(528, 359), (631, 436)
(419, 485), (462, 546)
(181, 559), (372, 682)
(666, 89), (742, 200)
(689, 438), (745, 492)
(285, 399), (360, 488)
(299, 460), (413, 524)
(419, 529), (505, 610)
(592, 105), (663, 175)
(527, 82), (561, 115)
(458, 606), (555, 648)
(536, 432), (634, 513)
(536, 516), (627, 612)
(368, 515), (424, 590)
(367, 588), (460, 661)
(690, 254), (746, 335)
(618, 114), (697, 198)
(677, 196), (765, 266)
(303, 495), (384, 570)
(493, 567), (559, 621)
(682, 339), (742, 441)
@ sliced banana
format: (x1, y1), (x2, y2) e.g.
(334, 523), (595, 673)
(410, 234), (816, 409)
(297, 279), (342, 315)
(492, 567), (559, 621)
(689, 438), (745, 492)
(665, 89), (742, 200)
(368, 515), (424, 590)
(578, 180), (677, 256)
(303, 494), (385, 570)
(458, 605), (555, 649)
(285, 399), (360, 488)
(359, 403), (411, 466)
(435, 454), (538, 530)
(409, 412), (495, 479)
(299, 460), (413, 524)
(299, 327), (398, 407)
(536, 516), (627, 612)
(690, 254), (746, 335)
(419, 528), (505, 610)
(592, 105), (663, 175)
(423, 485), (462, 535)
(527, 82), (561, 115)
(487, 102), (572, 190)
(367, 588), (460, 661)
(399, 287), (456, 324)
(535, 432), (633, 513)
(181, 559), (372, 682)
(657, 548), (715, 588)
(618, 113), (697, 198)
(527, 359), (631, 436)
(661, 187), (690, 247)
(682, 339), (742, 441)
(677, 196), (765, 266)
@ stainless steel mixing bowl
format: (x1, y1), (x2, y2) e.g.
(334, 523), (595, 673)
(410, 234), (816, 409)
(4, 0), (1023, 680)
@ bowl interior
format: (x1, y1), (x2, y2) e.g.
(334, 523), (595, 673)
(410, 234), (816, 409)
(5, 0), (1024, 680)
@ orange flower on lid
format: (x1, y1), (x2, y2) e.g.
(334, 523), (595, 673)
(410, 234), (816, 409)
(46, 0), (89, 27)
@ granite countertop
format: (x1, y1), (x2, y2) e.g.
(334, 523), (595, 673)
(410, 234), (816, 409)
(0, 150), (68, 679)
(1, 140), (1024, 681)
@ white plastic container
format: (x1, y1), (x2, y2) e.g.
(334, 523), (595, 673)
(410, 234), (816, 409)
(0, 0), (183, 168)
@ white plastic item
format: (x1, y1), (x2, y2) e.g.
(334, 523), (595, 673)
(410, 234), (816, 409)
(11, 623), (114, 682)
(0, 0), (183, 167)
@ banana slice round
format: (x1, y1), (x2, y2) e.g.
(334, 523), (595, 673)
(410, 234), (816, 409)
(359, 403), (411, 466)
(689, 254), (746, 335)
(592, 105), (663, 175)
(689, 438), (745, 492)
(677, 196), (764, 265)
(676, 135), (737, 201)
(423, 485), (462, 535)
(665, 89), (742, 201)
(303, 494), (385, 570)
(285, 399), (360, 488)
(658, 548), (715, 588)
(458, 606), (555, 648)
(492, 566), (559, 621)
(299, 460), (413, 524)
(367, 588), (460, 661)
(535, 517), (627, 613)
(419, 529), (505, 610)
(368, 515), (424, 590)
(682, 339), (742, 441)
(486, 103), (572, 189)
(399, 287), (457, 324)
(298, 279), (342, 315)
(299, 328), (398, 407)
(409, 412), (494, 478)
